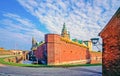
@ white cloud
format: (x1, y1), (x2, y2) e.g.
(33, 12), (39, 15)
(0, 13), (45, 50)
(1, 0), (119, 50)
(3, 13), (35, 29)
(17, 0), (120, 40)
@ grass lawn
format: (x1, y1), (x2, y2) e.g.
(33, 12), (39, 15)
(54, 63), (102, 67)
(0, 57), (46, 67)
(0, 56), (102, 67)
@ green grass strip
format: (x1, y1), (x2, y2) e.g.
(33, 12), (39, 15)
(0, 57), (47, 67)
(53, 63), (102, 67)
(0, 55), (102, 67)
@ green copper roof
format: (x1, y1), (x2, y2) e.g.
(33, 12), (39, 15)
(72, 39), (83, 44)
(62, 23), (67, 33)
(78, 40), (83, 44)
(83, 41), (88, 46)
(72, 39), (77, 42)
(37, 41), (44, 46)
(63, 23), (66, 28)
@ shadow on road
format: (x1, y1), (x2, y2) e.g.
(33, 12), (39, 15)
(69, 67), (102, 74)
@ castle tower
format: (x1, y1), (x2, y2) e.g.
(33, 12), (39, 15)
(83, 41), (93, 51)
(31, 37), (37, 51)
(32, 37), (37, 46)
(61, 23), (70, 39)
(87, 41), (93, 51)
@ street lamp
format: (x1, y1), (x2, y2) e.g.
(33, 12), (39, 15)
(91, 38), (99, 45)
(91, 38), (102, 51)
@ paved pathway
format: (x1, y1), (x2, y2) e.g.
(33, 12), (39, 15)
(0, 55), (15, 58)
(0, 55), (102, 76)
(0, 65), (102, 76)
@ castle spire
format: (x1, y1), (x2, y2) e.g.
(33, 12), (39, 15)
(61, 23), (70, 39)
(63, 23), (67, 31)
(61, 23), (67, 35)
(31, 37), (38, 51)
(32, 37), (37, 46)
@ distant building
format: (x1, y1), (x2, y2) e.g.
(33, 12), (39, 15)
(31, 23), (102, 65)
(83, 41), (93, 51)
(10, 50), (23, 55)
(99, 7), (120, 76)
(0, 47), (4, 51)
(0, 48), (13, 55)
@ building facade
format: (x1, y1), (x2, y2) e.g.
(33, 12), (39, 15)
(99, 7), (120, 76)
(32, 23), (102, 65)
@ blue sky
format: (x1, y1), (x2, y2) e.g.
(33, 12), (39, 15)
(0, 0), (120, 50)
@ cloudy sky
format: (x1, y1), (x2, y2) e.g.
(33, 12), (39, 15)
(0, 0), (119, 50)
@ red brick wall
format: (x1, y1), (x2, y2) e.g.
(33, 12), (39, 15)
(45, 34), (99, 65)
(34, 44), (45, 59)
(34, 34), (102, 65)
(59, 39), (89, 64)
(90, 52), (102, 64)
(99, 8), (120, 76)
(45, 34), (61, 65)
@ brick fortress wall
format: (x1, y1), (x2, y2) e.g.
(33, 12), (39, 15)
(90, 52), (102, 64)
(34, 44), (45, 60)
(45, 34), (101, 65)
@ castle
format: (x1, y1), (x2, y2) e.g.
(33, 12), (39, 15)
(31, 23), (102, 65)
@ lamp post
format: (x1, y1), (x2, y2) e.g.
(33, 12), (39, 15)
(91, 38), (102, 51)
(91, 38), (99, 45)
